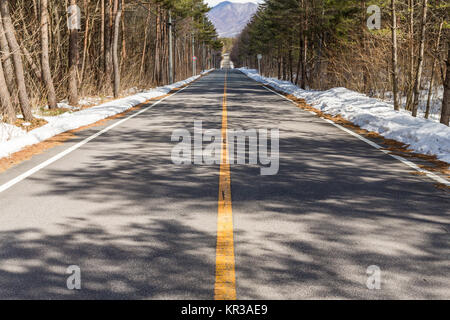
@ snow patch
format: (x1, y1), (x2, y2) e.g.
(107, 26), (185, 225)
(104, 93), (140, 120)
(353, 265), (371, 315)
(0, 123), (27, 143)
(239, 68), (450, 164)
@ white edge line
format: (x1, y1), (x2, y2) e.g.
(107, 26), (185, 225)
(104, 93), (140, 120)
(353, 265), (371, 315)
(0, 84), (191, 194)
(261, 84), (450, 187)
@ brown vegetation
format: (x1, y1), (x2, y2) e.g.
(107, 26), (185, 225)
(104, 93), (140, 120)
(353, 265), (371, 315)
(0, 0), (222, 123)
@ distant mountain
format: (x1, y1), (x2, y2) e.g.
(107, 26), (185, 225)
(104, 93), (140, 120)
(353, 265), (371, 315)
(207, 1), (258, 38)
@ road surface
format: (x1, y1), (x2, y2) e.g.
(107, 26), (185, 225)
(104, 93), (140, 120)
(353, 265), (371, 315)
(0, 70), (448, 299)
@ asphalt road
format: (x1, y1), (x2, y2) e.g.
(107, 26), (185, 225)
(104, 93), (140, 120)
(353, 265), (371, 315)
(0, 70), (448, 299)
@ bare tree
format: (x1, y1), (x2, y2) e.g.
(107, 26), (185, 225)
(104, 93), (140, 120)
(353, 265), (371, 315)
(68, 0), (79, 105)
(40, 0), (57, 109)
(425, 20), (443, 119)
(139, 3), (151, 80)
(104, 0), (112, 91)
(112, 0), (122, 98)
(405, 0), (415, 111)
(0, 0), (33, 121)
(391, 0), (399, 111)
(0, 13), (15, 104)
(0, 58), (15, 124)
(100, 0), (105, 77)
(441, 47), (450, 126)
(301, 0), (308, 89)
(411, 0), (428, 117)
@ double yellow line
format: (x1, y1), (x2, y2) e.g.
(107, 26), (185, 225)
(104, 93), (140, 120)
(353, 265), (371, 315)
(214, 71), (236, 300)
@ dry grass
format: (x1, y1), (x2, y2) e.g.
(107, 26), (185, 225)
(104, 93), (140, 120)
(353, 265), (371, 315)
(39, 107), (71, 117)
(14, 118), (48, 132)
(410, 171), (427, 176)
(435, 183), (450, 191)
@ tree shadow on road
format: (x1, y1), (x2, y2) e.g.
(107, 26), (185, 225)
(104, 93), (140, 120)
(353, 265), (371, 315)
(0, 71), (448, 299)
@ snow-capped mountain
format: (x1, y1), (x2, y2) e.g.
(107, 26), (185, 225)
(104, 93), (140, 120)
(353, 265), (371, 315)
(207, 1), (258, 38)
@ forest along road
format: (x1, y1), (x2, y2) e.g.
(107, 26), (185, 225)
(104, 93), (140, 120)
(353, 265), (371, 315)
(0, 70), (448, 299)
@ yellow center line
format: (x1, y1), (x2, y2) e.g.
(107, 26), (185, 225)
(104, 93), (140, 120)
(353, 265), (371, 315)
(214, 70), (236, 300)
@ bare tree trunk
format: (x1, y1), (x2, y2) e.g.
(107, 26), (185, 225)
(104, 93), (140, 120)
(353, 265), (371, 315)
(80, 0), (90, 84)
(425, 21), (443, 119)
(0, 0), (33, 121)
(40, 0), (57, 109)
(294, 34), (301, 85)
(53, 2), (63, 67)
(139, 4), (151, 80)
(301, 0), (308, 89)
(411, 0), (428, 117)
(441, 47), (450, 126)
(120, 0), (126, 65)
(288, 43), (293, 83)
(104, 0), (112, 91)
(405, 0), (415, 110)
(391, 0), (399, 111)
(32, 0), (38, 20)
(112, 0), (122, 98)
(277, 47), (281, 80)
(154, 6), (161, 85)
(21, 45), (42, 82)
(68, 0), (79, 105)
(0, 59), (15, 123)
(0, 14), (15, 102)
(100, 0), (104, 77)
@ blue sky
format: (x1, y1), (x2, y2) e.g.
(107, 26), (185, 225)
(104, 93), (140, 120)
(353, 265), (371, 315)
(205, 0), (263, 8)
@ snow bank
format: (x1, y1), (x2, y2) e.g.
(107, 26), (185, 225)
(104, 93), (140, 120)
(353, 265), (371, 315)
(0, 123), (27, 143)
(240, 68), (450, 164)
(0, 71), (213, 159)
(383, 87), (443, 122)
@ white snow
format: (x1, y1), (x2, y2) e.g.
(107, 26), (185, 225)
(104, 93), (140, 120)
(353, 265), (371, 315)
(0, 123), (27, 143)
(0, 70), (213, 160)
(240, 68), (450, 164)
(382, 86), (443, 122)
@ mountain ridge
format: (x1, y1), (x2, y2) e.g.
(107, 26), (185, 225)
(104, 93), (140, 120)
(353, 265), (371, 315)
(207, 1), (258, 38)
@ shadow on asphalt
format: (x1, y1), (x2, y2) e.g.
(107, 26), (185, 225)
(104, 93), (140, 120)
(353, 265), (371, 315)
(0, 70), (448, 299)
